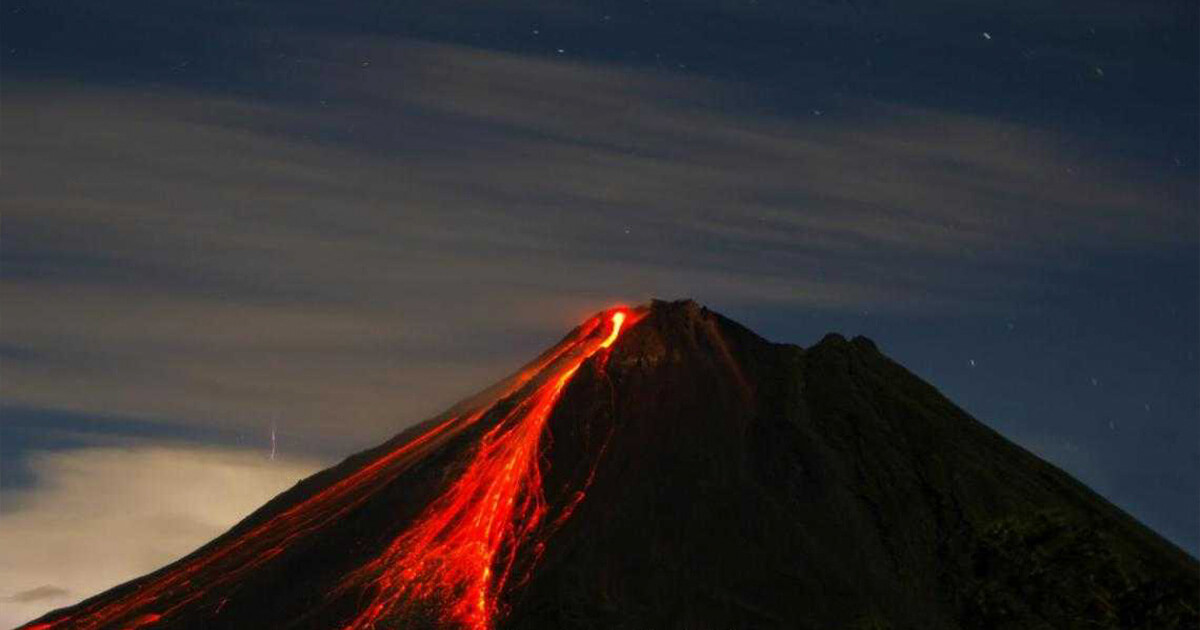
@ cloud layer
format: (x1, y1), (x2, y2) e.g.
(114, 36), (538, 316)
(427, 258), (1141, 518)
(5, 39), (1192, 449)
(0, 444), (321, 627)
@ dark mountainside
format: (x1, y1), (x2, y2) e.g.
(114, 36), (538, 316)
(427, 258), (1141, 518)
(24, 300), (1198, 630)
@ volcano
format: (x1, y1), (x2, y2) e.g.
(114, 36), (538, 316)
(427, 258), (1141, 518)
(23, 300), (1198, 630)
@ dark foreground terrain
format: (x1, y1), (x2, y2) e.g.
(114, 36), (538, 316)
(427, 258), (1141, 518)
(25, 300), (1198, 629)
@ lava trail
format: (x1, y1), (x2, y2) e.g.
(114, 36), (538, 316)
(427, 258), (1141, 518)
(335, 309), (638, 630)
(24, 308), (638, 630)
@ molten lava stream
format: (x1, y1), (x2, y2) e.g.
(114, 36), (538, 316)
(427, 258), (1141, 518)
(338, 309), (638, 630)
(22, 317), (608, 630)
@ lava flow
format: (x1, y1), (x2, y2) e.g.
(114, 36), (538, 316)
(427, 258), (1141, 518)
(335, 309), (638, 630)
(24, 308), (639, 630)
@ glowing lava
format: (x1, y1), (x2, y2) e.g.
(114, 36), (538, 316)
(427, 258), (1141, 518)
(23, 308), (639, 630)
(601, 311), (626, 348)
(336, 309), (637, 630)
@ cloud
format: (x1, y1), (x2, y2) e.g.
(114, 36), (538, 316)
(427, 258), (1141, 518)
(2, 585), (70, 604)
(0, 443), (322, 628)
(2, 37), (1193, 448)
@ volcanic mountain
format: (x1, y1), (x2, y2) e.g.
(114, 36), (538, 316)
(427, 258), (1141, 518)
(23, 300), (1198, 630)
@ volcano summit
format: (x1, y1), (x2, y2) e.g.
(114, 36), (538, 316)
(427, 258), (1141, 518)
(23, 300), (1198, 630)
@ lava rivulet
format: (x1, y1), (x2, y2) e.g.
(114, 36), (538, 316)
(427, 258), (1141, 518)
(23, 308), (639, 630)
(337, 310), (638, 630)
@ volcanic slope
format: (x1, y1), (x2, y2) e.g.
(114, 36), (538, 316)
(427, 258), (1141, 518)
(23, 300), (1198, 630)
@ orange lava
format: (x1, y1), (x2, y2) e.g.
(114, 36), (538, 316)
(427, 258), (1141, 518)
(22, 308), (638, 630)
(337, 309), (638, 630)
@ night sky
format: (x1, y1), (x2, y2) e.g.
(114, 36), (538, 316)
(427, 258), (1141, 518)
(2, 0), (1196, 624)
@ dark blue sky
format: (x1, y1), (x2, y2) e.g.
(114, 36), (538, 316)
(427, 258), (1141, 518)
(2, 0), (1196, 603)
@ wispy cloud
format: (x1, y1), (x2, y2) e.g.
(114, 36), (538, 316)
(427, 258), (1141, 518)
(2, 585), (70, 604)
(3, 37), (1193, 447)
